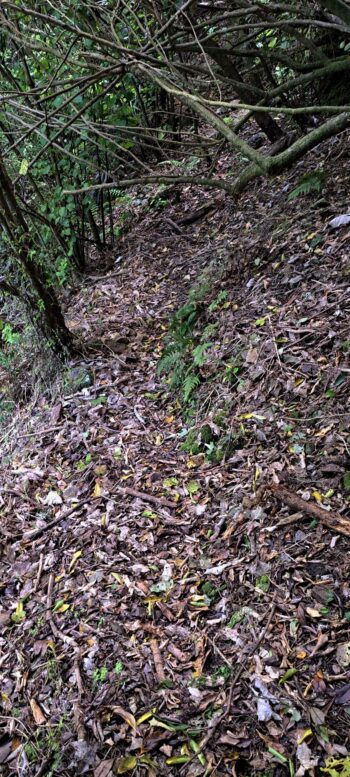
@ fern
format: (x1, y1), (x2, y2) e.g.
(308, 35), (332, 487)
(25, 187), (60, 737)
(157, 345), (183, 375)
(183, 373), (200, 403)
(193, 342), (212, 367)
(171, 302), (199, 337)
(288, 170), (326, 201)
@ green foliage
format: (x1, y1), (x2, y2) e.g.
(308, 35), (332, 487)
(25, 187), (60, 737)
(157, 295), (204, 402)
(93, 665), (108, 685)
(157, 271), (228, 403)
(288, 170), (326, 201)
(183, 373), (201, 403)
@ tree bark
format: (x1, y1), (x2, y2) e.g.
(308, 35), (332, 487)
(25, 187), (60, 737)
(0, 154), (73, 356)
(318, 0), (350, 28)
(205, 46), (285, 143)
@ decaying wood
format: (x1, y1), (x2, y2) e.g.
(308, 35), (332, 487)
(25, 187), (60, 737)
(150, 638), (166, 682)
(269, 483), (350, 537)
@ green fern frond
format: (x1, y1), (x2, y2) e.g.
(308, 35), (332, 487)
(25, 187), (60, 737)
(157, 347), (182, 375)
(288, 170), (326, 201)
(193, 342), (212, 367)
(183, 373), (200, 403)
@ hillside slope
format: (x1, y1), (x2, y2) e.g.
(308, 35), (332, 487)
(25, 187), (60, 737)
(1, 133), (350, 777)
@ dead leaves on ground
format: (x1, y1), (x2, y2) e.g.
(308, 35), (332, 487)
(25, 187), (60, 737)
(1, 137), (350, 775)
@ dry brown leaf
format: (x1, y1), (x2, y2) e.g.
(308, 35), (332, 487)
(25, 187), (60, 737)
(112, 706), (137, 730)
(94, 759), (115, 777)
(30, 698), (46, 725)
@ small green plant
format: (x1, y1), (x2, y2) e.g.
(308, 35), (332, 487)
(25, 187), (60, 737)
(24, 742), (39, 763)
(288, 170), (326, 201)
(148, 183), (169, 210)
(157, 297), (204, 402)
(208, 290), (228, 312)
(93, 665), (108, 685)
(212, 664), (232, 683)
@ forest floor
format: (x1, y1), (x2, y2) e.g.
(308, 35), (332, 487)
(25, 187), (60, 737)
(1, 131), (350, 777)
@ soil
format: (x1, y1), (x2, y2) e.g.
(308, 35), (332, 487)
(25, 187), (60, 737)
(0, 130), (350, 777)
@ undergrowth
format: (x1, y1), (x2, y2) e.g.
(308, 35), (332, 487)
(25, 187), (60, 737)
(157, 265), (226, 404)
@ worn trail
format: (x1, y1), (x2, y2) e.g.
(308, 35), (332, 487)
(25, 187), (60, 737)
(1, 172), (350, 776)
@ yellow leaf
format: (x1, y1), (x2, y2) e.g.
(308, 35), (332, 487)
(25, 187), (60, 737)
(117, 755), (138, 773)
(297, 728), (313, 744)
(323, 489), (334, 499)
(112, 706), (137, 730)
(94, 464), (107, 476)
(253, 464), (262, 486)
(111, 573), (124, 584)
(296, 650), (307, 660)
(186, 458), (197, 469)
(93, 481), (101, 497)
(312, 491), (322, 503)
(193, 655), (203, 678)
(136, 709), (157, 725)
(306, 232), (317, 240)
(56, 603), (70, 613)
(306, 607), (321, 618)
(19, 159), (29, 176)
(148, 717), (174, 731)
(315, 424), (333, 437)
(165, 415), (174, 424)
(69, 550), (82, 572)
(166, 756), (189, 765)
(30, 698), (46, 725)
(12, 600), (25, 623)
(239, 412), (265, 421)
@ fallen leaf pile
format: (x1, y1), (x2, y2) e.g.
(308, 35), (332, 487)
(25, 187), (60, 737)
(0, 130), (349, 776)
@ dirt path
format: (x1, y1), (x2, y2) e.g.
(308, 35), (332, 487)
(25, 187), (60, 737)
(1, 170), (350, 776)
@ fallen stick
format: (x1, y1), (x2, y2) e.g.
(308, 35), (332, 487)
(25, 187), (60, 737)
(176, 198), (222, 226)
(121, 486), (176, 510)
(23, 498), (89, 542)
(150, 638), (166, 683)
(269, 483), (350, 537)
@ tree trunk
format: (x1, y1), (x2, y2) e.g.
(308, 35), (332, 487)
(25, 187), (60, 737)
(0, 154), (74, 357)
(205, 47), (285, 143)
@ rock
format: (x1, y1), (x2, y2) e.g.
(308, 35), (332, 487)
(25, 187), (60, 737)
(65, 365), (94, 391)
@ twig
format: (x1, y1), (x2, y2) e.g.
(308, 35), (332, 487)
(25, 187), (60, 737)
(73, 702), (86, 741)
(34, 553), (44, 592)
(23, 498), (90, 542)
(16, 425), (62, 440)
(263, 511), (304, 532)
(176, 197), (222, 225)
(74, 658), (84, 700)
(269, 483), (350, 537)
(121, 486), (176, 510)
(164, 217), (182, 234)
(34, 757), (53, 777)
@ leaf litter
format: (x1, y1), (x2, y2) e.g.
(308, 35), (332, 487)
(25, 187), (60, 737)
(0, 132), (350, 775)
